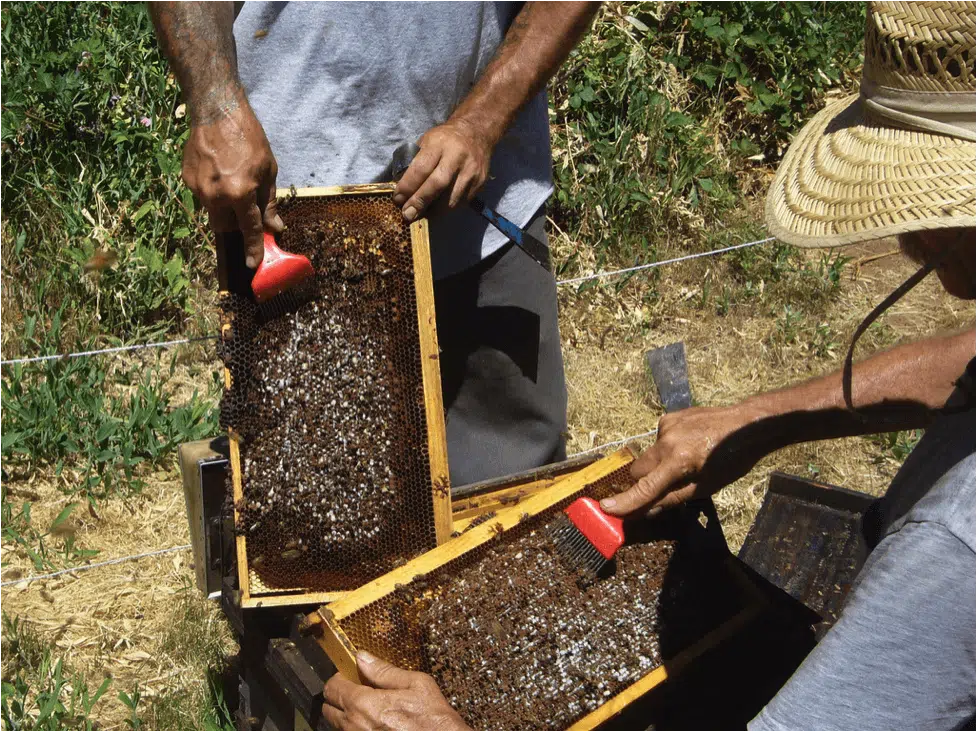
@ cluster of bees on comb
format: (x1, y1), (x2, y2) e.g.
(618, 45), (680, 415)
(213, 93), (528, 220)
(218, 199), (437, 588)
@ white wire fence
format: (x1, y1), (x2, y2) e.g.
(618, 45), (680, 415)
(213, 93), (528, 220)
(2, 427), (664, 589)
(0, 235), (771, 367)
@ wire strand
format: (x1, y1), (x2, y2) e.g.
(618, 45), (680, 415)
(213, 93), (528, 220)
(0, 235), (774, 366)
(555, 236), (775, 286)
(569, 428), (659, 458)
(0, 545), (192, 588)
(1, 427), (665, 590)
(0, 335), (218, 367)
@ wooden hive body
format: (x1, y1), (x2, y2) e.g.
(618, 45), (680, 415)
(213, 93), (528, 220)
(217, 184), (451, 608)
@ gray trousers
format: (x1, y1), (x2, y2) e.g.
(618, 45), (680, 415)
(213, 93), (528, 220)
(434, 209), (568, 487)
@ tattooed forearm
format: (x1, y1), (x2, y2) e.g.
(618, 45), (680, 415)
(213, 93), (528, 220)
(149, 2), (242, 125)
(450, 2), (599, 145)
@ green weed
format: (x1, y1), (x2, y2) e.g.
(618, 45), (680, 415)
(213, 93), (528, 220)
(1, 1), (208, 351)
(1, 615), (111, 731)
(118, 687), (143, 730)
(1, 491), (99, 572)
(870, 429), (923, 464)
(550, 2), (864, 274)
(1, 308), (219, 503)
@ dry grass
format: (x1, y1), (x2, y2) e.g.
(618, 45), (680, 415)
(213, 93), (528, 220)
(1, 460), (235, 729)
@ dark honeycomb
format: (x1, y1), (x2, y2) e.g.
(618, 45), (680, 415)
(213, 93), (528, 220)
(218, 192), (439, 593)
(331, 464), (747, 729)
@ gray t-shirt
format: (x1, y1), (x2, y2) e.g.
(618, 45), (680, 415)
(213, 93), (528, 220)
(232, 1), (553, 279)
(751, 360), (976, 730)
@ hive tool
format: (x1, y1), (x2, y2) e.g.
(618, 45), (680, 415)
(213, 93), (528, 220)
(390, 142), (551, 271)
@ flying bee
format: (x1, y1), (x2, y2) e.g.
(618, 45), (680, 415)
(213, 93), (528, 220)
(83, 248), (118, 273)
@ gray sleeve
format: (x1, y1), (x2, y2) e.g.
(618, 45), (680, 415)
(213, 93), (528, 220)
(749, 520), (976, 731)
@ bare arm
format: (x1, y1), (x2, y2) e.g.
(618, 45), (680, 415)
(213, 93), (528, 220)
(394, 2), (600, 218)
(603, 327), (976, 516)
(149, 2), (239, 123)
(452, 2), (599, 154)
(149, 2), (280, 267)
(744, 328), (973, 423)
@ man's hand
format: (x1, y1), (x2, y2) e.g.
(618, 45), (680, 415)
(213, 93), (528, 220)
(392, 120), (492, 222)
(322, 651), (469, 731)
(149, 3), (282, 268)
(392, 3), (598, 223)
(600, 326), (977, 517)
(182, 97), (283, 268)
(600, 404), (766, 517)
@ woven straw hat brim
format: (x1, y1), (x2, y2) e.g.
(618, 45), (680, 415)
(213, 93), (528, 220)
(765, 93), (977, 248)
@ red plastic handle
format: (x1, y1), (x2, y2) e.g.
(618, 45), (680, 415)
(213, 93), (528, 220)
(251, 232), (314, 303)
(564, 497), (625, 560)
(261, 231), (285, 264)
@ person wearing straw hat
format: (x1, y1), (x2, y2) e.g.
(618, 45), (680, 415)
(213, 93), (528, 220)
(602, 1), (975, 728)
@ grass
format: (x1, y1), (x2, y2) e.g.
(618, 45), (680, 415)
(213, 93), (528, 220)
(1, 614), (111, 731)
(1, 1), (972, 728)
(0, 580), (236, 731)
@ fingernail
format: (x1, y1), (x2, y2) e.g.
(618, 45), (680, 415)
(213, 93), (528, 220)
(646, 506), (662, 518)
(274, 215), (284, 230)
(246, 256), (258, 269)
(392, 194), (405, 205)
(600, 498), (617, 510)
(357, 650), (376, 664)
(403, 206), (417, 222)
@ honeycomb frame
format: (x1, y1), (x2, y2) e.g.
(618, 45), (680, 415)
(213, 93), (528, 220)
(218, 183), (452, 609)
(302, 449), (764, 730)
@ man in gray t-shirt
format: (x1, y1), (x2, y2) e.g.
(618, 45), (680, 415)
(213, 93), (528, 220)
(150, 2), (599, 486)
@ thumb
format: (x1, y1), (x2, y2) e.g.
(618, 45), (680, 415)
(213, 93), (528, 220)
(357, 651), (414, 690)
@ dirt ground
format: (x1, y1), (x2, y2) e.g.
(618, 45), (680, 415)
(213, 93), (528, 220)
(1, 235), (973, 728)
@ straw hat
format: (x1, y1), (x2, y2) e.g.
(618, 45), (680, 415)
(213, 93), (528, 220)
(765, 1), (976, 248)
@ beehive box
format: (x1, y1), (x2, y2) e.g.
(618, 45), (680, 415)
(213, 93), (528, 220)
(303, 449), (763, 730)
(217, 183), (452, 608)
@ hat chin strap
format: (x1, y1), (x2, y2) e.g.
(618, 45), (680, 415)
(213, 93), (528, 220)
(842, 253), (947, 411)
(860, 77), (977, 142)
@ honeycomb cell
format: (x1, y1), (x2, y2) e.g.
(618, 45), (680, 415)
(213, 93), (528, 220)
(219, 191), (443, 595)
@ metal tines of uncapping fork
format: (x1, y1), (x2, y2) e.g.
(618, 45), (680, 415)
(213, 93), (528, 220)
(549, 497), (625, 576)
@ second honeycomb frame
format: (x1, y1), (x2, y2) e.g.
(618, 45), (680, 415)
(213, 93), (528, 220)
(219, 183), (452, 609)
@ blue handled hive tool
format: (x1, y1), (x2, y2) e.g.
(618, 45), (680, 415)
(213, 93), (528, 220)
(391, 142), (551, 271)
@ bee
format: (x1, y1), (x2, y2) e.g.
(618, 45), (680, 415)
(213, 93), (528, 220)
(83, 248), (118, 273)
(432, 476), (450, 499)
(491, 522), (505, 537)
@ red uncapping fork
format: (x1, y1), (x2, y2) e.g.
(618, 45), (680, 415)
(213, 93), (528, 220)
(251, 232), (315, 303)
(549, 497), (626, 576)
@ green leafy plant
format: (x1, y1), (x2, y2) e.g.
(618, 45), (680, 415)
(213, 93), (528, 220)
(119, 686), (143, 730)
(1, 615), (111, 731)
(549, 2), (864, 278)
(1, 1), (208, 349)
(1, 490), (98, 572)
(871, 429), (923, 464)
(1, 306), (219, 503)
